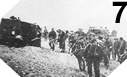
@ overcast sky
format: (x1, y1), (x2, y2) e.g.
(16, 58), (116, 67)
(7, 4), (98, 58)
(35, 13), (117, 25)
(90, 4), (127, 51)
(3, 0), (127, 39)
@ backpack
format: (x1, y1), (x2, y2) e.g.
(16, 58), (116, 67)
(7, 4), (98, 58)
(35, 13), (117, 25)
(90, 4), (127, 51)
(87, 43), (104, 58)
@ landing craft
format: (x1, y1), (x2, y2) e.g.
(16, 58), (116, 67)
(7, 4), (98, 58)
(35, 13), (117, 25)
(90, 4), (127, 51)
(0, 16), (42, 47)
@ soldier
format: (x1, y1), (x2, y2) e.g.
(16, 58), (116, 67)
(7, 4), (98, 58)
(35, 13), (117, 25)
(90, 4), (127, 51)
(83, 39), (104, 77)
(57, 29), (66, 52)
(102, 37), (111, 69)
(68, 32), (77, 53)
(113, 38), (120, 61)
(70, 36), (86, 72)
(65, 30), (69, 40)
(43, 26), (48, 41)
(118, 37), (126, 61)
(105, 37), (112, 59)
(48, 28), (56, 51)
(96, 36), (108, 66)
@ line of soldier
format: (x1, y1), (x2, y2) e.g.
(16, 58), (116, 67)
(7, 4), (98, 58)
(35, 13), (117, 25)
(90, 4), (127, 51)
(42, 27), (126, 77)
(69, 34), (126, 77)
(43, 27), (126, 56)
(45, 27), (126, 61)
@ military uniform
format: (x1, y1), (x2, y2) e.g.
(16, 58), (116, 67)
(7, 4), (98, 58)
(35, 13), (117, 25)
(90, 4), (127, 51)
(113, 38), (120, 60)
(71, 38), (86, 72)
(57, 30), (66, 52)
(83, 39), (104, 77)
(48, 29), (56, 51)
(118, 38), (126, 62)
(96, 38), (109, 69)
(105, 38), (112, 59)
(43, 27), (48, 40)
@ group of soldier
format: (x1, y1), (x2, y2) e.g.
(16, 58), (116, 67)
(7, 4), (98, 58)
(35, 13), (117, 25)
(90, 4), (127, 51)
(42, 26), (126, 77)
(43, 27), (69, 52)
(2, 16), (126, 77)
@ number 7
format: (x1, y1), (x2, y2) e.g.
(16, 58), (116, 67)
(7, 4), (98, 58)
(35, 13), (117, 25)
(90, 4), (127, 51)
(113, 2), (127, 23)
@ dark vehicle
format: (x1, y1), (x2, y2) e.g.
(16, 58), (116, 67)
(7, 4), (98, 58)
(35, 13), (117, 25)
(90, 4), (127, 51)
(0, 16), (42, 47)
(87, 27), (110, 37)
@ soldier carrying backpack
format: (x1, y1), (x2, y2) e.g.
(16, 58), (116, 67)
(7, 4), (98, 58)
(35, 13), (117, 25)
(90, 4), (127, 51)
(83, 39), (104, 77)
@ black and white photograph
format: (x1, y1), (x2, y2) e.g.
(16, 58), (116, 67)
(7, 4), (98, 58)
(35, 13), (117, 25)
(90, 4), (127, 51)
(0, 0), (127, 77)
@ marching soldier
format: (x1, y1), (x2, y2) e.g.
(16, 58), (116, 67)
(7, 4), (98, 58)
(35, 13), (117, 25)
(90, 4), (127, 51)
(68, 32), (75, 51)
(97, 36), (109, 69)
(113, 38), (120, 61)
(70, 35), (86, 72)
(57, 29), (66, 52)
(48, 28), (56, 51)
(83, 38), (104, 77)
(105, 37), (112, 59)
(43, 26), (48, 41)
(118, 37), (126, 61)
